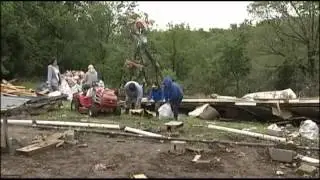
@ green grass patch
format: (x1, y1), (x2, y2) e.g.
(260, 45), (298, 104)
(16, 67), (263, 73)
(14, 79), (41, 89)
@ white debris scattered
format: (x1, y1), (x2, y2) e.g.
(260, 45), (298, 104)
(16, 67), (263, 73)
(299, 120), (319, 140)
(276, 170), (284, 176)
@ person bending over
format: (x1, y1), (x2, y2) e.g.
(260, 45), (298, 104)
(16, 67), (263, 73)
(124, 81), (143, 113)
(148, 82), (163, 117)
(162, 76), (183, 120)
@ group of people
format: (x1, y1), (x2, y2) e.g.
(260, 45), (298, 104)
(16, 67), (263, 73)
(124, 76), (183, 120)
(47, 57), (184, 120)
(47, 57), (99, 93)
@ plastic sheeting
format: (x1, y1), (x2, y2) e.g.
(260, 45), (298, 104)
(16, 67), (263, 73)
(158, 103), (174, 120)
(299, 120), (319, 140)
(59, 78), (73, 101)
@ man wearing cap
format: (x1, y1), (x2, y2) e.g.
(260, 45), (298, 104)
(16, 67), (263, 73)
(124, 80), (143, 113)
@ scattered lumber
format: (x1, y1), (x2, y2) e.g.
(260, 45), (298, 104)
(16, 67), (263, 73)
(1, 79), (37, 97)
(31, 124), (320, 151)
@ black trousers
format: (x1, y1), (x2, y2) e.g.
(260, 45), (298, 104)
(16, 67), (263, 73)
(169, 99), (182, 120)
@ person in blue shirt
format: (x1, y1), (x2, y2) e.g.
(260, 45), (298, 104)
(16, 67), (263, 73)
(148, 82), (163, 117)
(162, 76), (183, 120)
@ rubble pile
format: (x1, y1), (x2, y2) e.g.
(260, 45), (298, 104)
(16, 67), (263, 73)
(62, 70), (86, 88)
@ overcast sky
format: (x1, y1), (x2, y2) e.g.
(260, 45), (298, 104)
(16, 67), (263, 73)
(137, 1), (252, 30)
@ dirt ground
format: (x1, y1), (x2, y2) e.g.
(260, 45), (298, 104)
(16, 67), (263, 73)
(1, 126), (319, 178)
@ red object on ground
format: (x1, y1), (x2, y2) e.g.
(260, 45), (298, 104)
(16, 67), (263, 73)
(71, 87), (121, 117)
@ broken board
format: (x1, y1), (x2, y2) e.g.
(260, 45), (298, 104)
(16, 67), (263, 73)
(16, 139), (63, 156)
(16, 132), (64, 156)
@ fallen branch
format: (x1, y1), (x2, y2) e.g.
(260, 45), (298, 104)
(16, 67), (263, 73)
(29, 124), (319, 151)
(208, 124), (287, 143)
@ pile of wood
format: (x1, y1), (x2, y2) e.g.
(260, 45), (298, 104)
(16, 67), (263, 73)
(1, 79), (36, 97)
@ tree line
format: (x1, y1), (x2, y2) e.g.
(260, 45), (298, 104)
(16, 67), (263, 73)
(1, 1), (319, 97)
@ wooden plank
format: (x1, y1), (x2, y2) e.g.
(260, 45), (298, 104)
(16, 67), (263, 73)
(1, 93), (18, 97)
(14, 86), (26, 89)
(132, 174), (147, 179)
(15, 132), (64, 156)
(192, 155), (201, 162)
(1, 115), (9, 151)
(235, 102), (257, 106)
(1, 84), (17, 90)
(208, 125), (287, 143)
(16, 140), (63, 156)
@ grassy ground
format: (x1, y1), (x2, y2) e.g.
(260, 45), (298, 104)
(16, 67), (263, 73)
(11, 80), (276, 142)
(28, 101), (272, 142)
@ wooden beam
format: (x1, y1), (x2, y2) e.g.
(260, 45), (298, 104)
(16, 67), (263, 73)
(208, 124), (287, 143)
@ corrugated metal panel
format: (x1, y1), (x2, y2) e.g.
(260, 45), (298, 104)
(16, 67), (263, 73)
(1, 95), (31, 111)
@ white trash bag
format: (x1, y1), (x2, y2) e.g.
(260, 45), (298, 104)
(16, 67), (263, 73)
(299, 120), (319, 140)
(158, 103), (174, 120)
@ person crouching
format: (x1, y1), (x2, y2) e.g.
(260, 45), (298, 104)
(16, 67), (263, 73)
(124, 81), (143, 113)
(148, 82), (163, 117)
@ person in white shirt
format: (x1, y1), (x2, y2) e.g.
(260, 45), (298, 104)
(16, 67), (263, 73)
(47, 57), (61, 92)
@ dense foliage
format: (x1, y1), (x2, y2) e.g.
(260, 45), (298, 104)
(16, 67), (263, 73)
(1, 1), (319, 96)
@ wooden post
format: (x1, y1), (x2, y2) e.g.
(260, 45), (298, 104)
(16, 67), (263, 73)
(1, 114), (10, 152)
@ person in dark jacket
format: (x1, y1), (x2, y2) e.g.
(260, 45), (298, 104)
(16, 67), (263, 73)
(148, 82), (163, 117)
(162, 76), (183, 120)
